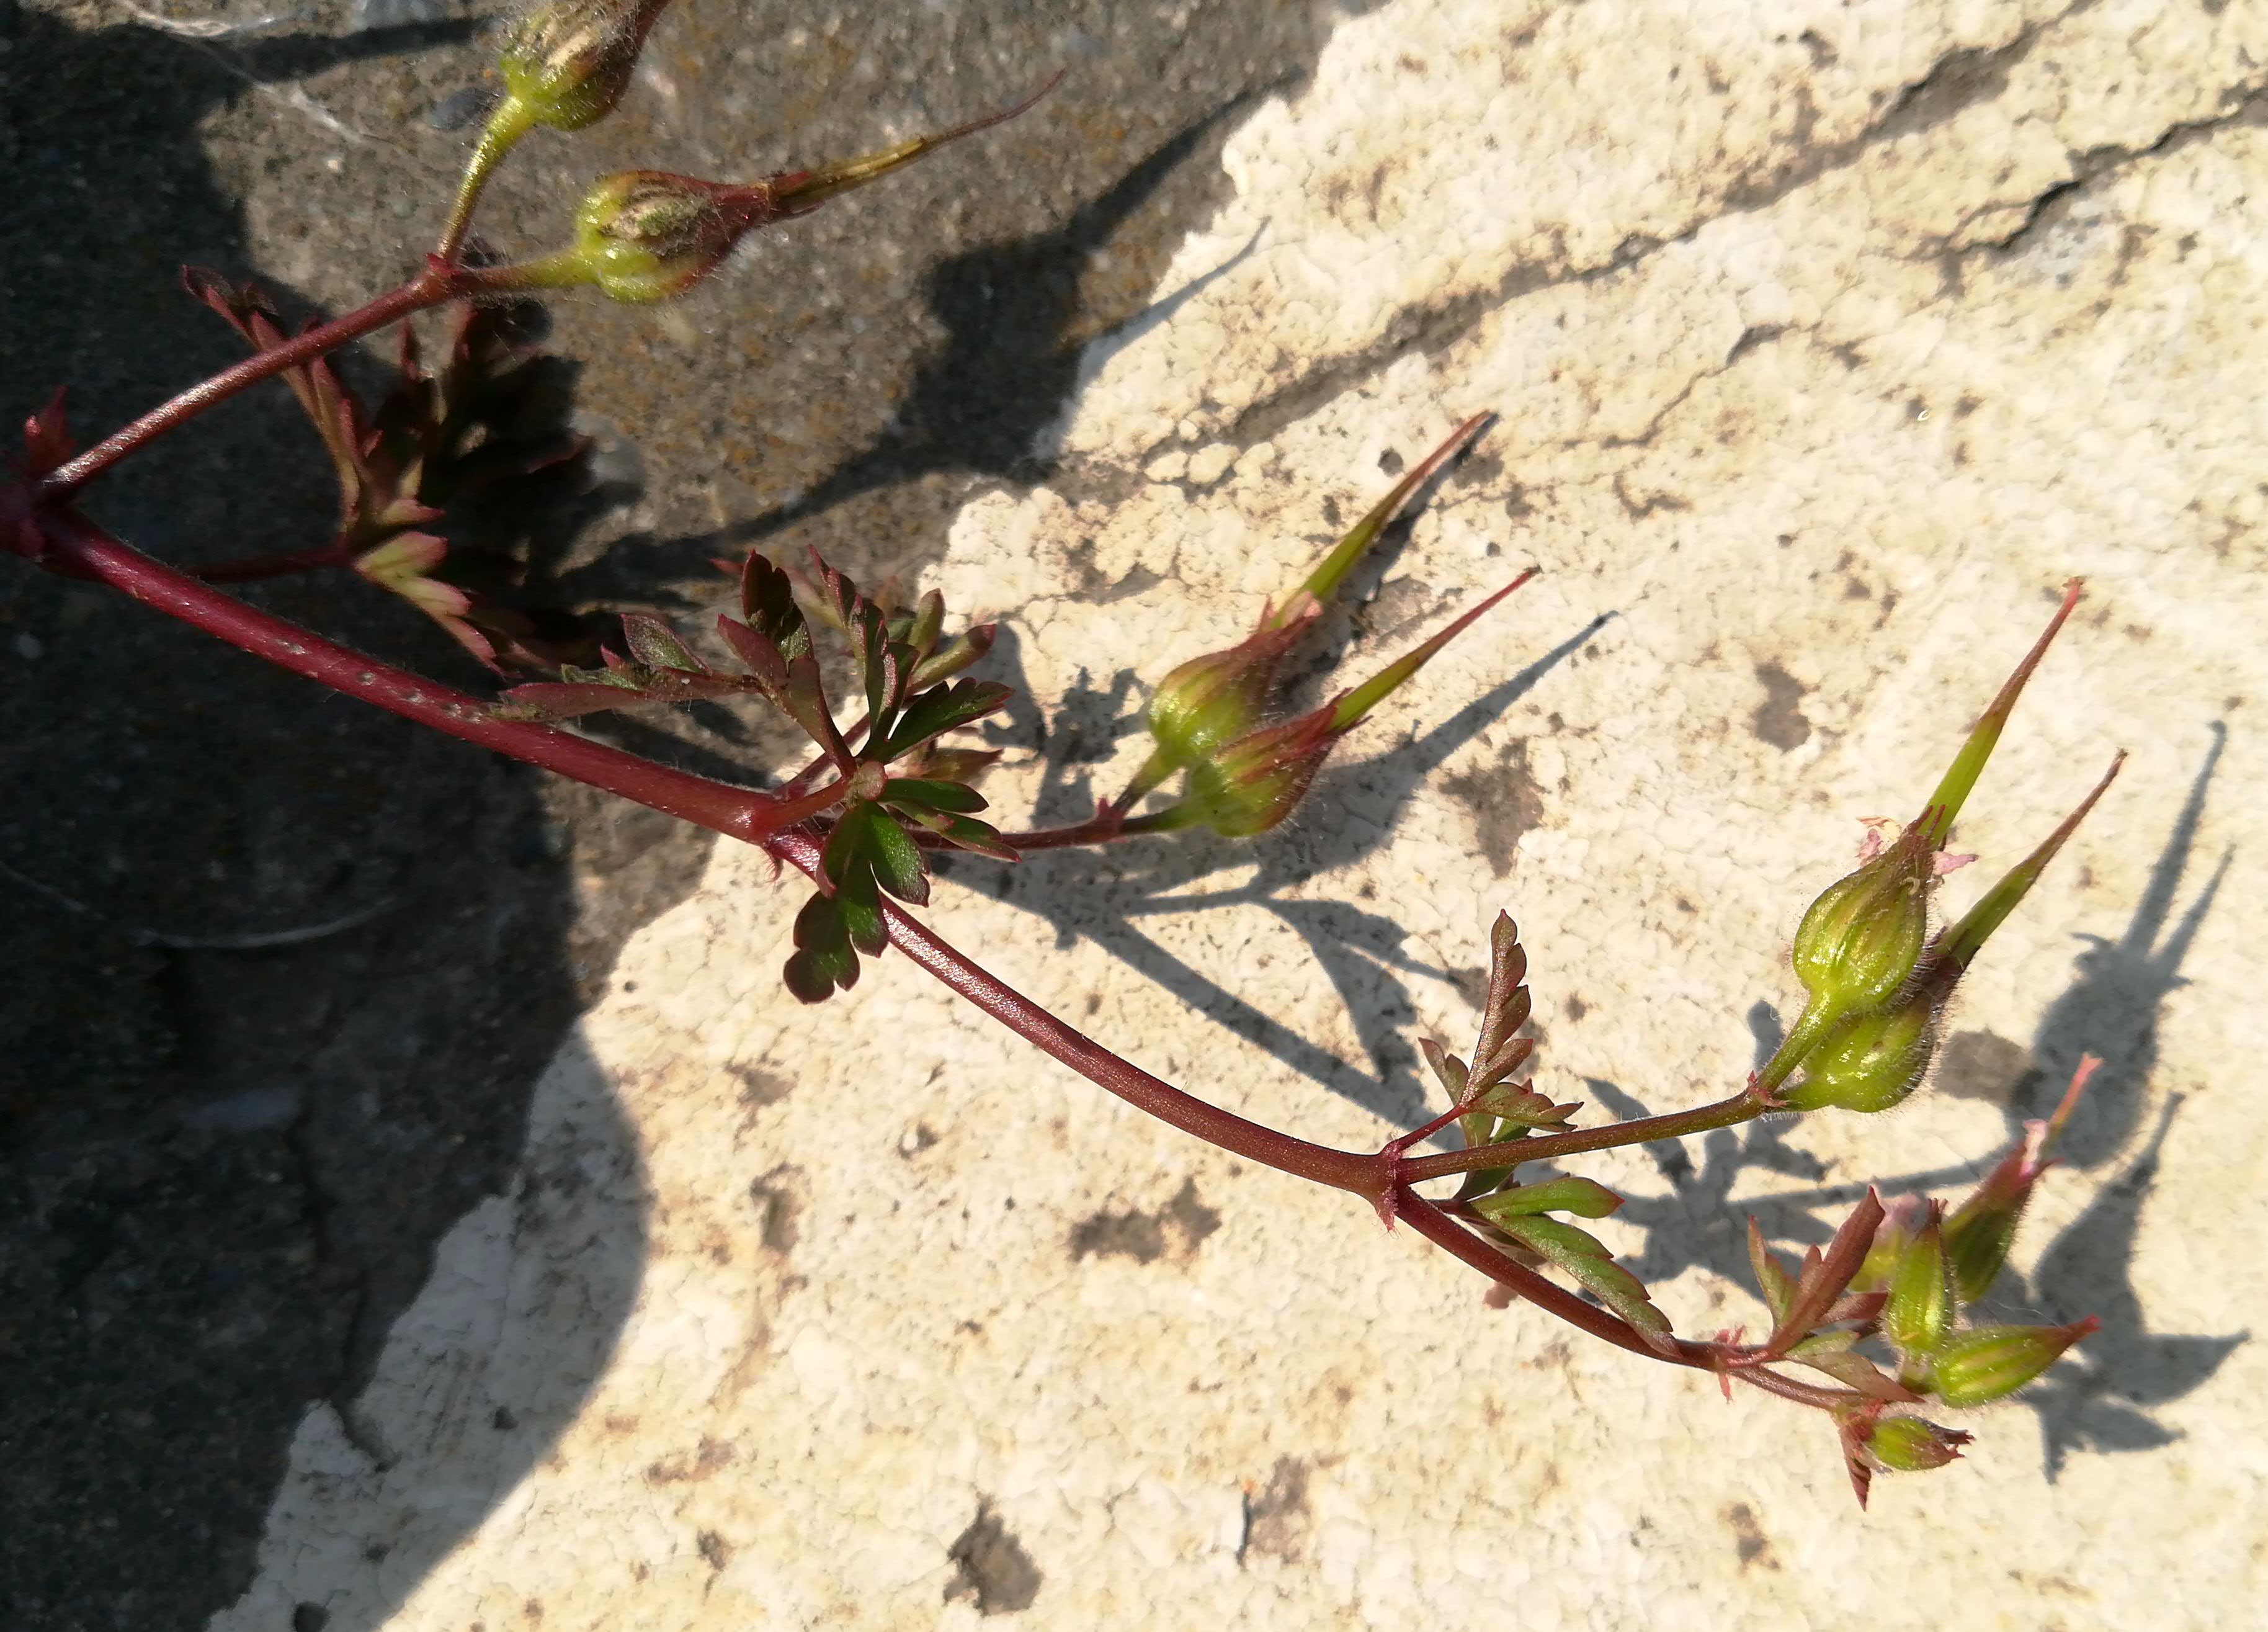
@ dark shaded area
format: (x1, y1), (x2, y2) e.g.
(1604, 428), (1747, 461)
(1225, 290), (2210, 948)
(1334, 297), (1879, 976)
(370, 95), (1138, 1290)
(0, 7), (676, 1630)
(1443, 737), (1546, 877)
(2017, 1093), (2246, 1477)
(1749, 660), (1813, 750)
(944, 1500), (1042, 1616)
(2012, 721), (2230, 1169)
(1723, 1501), (1780, 1571)
(1238, 1456), (1313, 1566)
(543, 96), (1277, 616)
(520, 0), (1396, 618)
(1578, 727), (2240, 1479)
(720, 96), (1268, 542)
(1068, 1175), (1220, 1265)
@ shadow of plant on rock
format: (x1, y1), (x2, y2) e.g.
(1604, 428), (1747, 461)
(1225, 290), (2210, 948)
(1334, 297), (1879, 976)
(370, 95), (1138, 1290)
(2008, 1093), (2247, 1479)
(932, 613), (1609, 1133)
(713, 94), (1275, 542)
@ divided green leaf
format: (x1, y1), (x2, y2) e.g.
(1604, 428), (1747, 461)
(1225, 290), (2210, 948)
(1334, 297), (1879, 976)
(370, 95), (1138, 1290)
(870, 679), (1012, 762)
(740, 552), (813, 661)
(620, 612), (703, 671)
(1470, 1175), (1625, 1221)
(907, 623), (997, 691)
(1471, 912), (1533, 1080)
(783, 892), (860, 1003)
(881, 778), (989, 815)
(1787, 1332), (1919, 1402)
(1748, 1216), (1798, 1325)
(1762, 1189), (1886, 1359)
(1469, 1080), (1576, 1128)
(495, 620), (756, 721)
(1494, 1214), (1676, 1354)
(1420, 1038), (1470, 1101)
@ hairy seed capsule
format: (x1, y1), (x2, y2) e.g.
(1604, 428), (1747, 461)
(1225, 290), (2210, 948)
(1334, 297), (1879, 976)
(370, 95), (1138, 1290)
(499, 0), (674, 132)
(564, 171), (767, 303)
(1860, 1414), (1973, 1473)
(1789, 827), (1935, 1013)
(1779, 977), (1942, 1113)
(1932, 1320), (2097, 1407)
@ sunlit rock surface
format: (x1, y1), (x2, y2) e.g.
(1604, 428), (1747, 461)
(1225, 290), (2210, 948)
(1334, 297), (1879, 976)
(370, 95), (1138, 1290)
(217, 2), (2266, 1626)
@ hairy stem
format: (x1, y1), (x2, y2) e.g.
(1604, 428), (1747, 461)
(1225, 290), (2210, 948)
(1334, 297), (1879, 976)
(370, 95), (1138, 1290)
(191, 540), (355, 584)
(437, 96), (537, 267)
(38, 514), (844, 841)
(769, 822), (1382, 1195)
(1396, 1190), (1696, 1363)
(1396, 1089), (1764, 1183)
(24, 511), (1859, 1404)
(999, 810), (1183, 851)
(35, 261), (531, 500)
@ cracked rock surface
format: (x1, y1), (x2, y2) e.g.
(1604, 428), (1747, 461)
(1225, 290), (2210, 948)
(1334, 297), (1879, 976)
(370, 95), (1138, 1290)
(7, 0), (2264, 1627)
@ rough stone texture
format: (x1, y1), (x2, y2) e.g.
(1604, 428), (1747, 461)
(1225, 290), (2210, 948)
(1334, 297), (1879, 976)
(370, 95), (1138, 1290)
(14, 0), (2266, 1626)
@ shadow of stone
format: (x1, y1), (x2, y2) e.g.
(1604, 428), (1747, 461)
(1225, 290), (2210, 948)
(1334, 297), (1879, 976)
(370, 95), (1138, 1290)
(207, 1032), (648, 1632)
(0, 10), (663, 1629)
(538, 94), (1282, 619)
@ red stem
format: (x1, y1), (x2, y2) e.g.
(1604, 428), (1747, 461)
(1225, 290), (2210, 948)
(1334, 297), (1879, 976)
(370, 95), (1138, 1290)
(40, 513), (844, 841)
(770, 825), (1384, 1196)
(778, 714), (872, 800)
(775, 830), (1841, 1407)
(35, 259), (532, 500)
(1399, 1089), (1763, 1183)
(192, 540), (354, 584)
(997, 810), (1181, 852)
(1400, 1194), (1850, 1405)
(1396, 1188), (1695, 1363)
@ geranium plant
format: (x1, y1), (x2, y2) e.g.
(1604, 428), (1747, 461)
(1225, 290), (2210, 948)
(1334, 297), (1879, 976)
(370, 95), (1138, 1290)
(1, 0), (2125, 1507)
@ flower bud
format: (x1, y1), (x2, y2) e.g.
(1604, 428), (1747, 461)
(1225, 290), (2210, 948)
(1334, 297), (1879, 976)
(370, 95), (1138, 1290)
(1146, 612), (1311, 771)
(1880, 1203), (1955, 1360)
(1931, 1319), (2097, 1407)
(1934, 752), (2124, 977)
(1790, 827), (1935, 1015)
(498, 0), (674, 133)
(1172, 711), (1339, 838)
(1944, 1054), (2097, 1302)
(1777, 971), (1944, 1114)
(555, 170), (770, 303)
(1852, 1193), (1929, 1293)
(1758, 582), (2093, 1101)
(476, 84), (1062, 300)
(1911, 579), (2083, 849)
(1143, 570), (1537, 840)
(1274, 414), (1490, 619)
(1859, 1414), (1973, 1473)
